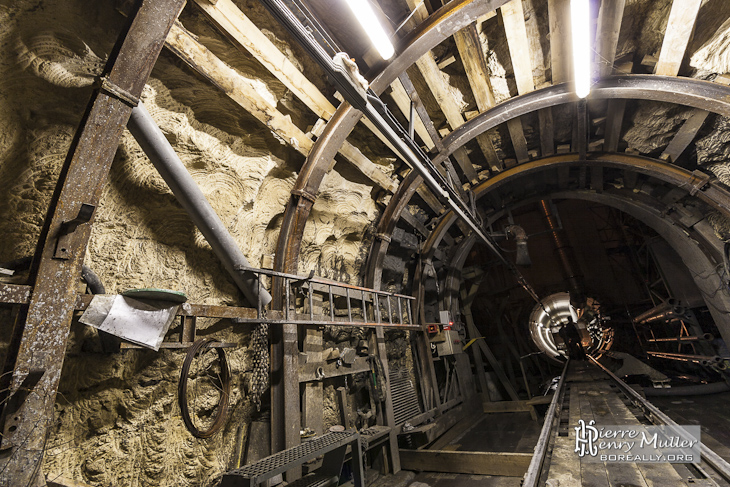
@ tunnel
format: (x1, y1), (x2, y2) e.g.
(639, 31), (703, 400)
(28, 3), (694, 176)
(1, 0), (730, 486)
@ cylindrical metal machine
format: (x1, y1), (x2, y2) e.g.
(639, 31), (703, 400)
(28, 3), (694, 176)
(528, 292), (612, 361)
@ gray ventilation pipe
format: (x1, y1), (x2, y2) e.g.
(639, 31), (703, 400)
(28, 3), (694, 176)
(505, 225), (531, 267)
(128, 102), (271, 307)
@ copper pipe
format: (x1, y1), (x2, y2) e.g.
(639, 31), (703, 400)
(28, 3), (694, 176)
(539, 200), (585, 308)
(646, 333), (714, 343)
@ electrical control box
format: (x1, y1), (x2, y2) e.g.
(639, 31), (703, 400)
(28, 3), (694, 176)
(435, 330), (462, 356)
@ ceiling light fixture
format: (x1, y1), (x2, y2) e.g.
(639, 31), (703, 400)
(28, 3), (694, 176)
(344, 0), (395, 60)
(571, 0), (591, 98)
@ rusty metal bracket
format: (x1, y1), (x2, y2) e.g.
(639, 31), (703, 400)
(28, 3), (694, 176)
(0, 369), (44, 451)
(291, 188), (317, 203)
(375, 233), (392, 243)
(53, 203), (96, 260)
(96, 75), (140, 107)
(688, 170), (711, 196)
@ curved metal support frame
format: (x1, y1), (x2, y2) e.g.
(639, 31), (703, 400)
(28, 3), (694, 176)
(435, 76), (730, 166)
(421, 153), (730, 260)
(435, 180), (730, 347)
(273, 0), (511, 280)
(364, 78), (730, 302)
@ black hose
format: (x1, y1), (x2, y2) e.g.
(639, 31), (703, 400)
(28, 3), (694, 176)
(2, 256), (105, 294)
(2, 255), (119, 351)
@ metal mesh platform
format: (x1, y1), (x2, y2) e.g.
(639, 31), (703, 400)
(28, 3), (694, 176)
(221, 431), (362, 487)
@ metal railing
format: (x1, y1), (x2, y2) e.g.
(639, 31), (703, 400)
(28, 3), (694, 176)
(235, 265), (418, 329)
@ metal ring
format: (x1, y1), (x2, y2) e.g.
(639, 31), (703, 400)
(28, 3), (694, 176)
(178, 338), (231, 438)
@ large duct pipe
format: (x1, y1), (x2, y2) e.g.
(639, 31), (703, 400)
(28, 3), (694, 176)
(506, 225), (531, 266)
(539, 200), (585, 309)
(634, 299), (687, 325)
(128, 102), (271, 307)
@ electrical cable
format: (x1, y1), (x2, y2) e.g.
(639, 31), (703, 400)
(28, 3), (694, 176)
(179, 338), (231, 438)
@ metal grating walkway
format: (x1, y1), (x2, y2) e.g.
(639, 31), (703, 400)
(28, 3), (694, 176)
(221, 431), (362, 487)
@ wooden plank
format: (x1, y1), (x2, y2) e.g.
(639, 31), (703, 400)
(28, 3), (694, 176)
(501, 0), (535, 95)
(604, 99), (626, 152)
(400, 210), (429, 237)
(464, 319), (520, 401)
(389, 79), (435, 150)
(482, 400), (537, 414)
(578, 392), (610, 487)
(661, 109), (710, 163)
(453, 23), (502, 172)
(655, 0), (703, 77)
(428, 412), (486, 451)
(193, 0), (400, 156)
(539, 108), (555, 156)
(399, 450), (532, 477)
(507, 118), (530, 163)
(165, 23), (397, 193)
(302, 327), (324, 435)
(601, 383), (686, 486)
(594, 0), (627, 78)
(460, 286), (489, 397)
(548, 0), (572, 83)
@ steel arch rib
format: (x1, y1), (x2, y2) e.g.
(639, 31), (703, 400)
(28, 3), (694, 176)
(273, 0), (511, 278)
(419, 153), (730, 261)
(435, 76), (730, 165)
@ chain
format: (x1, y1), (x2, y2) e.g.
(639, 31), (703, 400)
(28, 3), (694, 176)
(250, 322), (269, 411)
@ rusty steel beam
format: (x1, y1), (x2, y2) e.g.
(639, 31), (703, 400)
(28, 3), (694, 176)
(435, 75), (730, 166)
(0, 1), (186, 484)
(270, 0), (510, 458)
(273, 0), (510, 282)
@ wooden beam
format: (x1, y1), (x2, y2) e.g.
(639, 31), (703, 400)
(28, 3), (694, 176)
(604, 99), (626, 152)
(538, 108), (555, 156)
(594, 0), (626, 78)
(397, 73), (443, 151)
(548, 0), (572, 83)
(660, 78), (728, 163)
(399, 450), (532, 477)
(507, 118), (530, 162)
(660, 109), (709, 163)
(165, 23), (397, 193)
(302, 327), (324, 435)
(193, 0), (401, 156)
(655, 0), (703, 76)
(464, 314), (520, 401)
(500, 0), (533, 163)
(453, 24), (502, 172)
(501, 0), (535, 95)
(390, 79), (435, 150)
(403, 0), (479, 181)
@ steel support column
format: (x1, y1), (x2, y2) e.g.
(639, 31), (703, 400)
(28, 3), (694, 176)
(0, 1), (186, 484)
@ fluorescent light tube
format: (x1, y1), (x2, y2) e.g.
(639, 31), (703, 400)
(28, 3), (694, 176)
(571, 0), (591, 98)
(345, 0), (395, 60)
